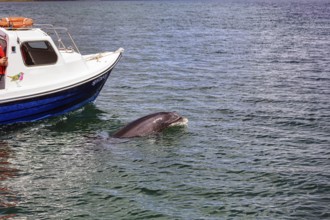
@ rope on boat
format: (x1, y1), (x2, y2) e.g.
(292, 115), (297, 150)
(85, 53), (105, 62)
(85, 48), (124, 62)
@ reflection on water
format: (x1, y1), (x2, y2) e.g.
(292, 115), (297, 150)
(0, 141), (20, 219)
(45, 104), (110, 133)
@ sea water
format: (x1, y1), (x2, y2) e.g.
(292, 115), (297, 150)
(0, 0), (329, 219)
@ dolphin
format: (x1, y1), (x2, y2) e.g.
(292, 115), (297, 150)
(112, 112), (188, 138)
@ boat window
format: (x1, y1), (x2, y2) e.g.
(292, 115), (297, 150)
(21, 41), (57, 66)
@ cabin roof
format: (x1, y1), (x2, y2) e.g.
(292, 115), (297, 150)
(1, 28), (51, 42)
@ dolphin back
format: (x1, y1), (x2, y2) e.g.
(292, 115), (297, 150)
(112, 112), (181, 138)
(113, 112), (168, 138)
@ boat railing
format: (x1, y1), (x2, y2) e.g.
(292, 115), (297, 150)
(34, 24), (81, 54)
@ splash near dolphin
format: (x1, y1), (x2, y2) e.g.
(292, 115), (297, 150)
(113, 112), (188, 138)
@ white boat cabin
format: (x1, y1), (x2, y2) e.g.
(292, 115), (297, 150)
(0, 25), (123, 100)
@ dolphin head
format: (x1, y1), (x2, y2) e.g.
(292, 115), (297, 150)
(163, 112), (188, 127)
(112, 112), (188, 138)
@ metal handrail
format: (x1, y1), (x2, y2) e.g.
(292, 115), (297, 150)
(34, 24), (81, 54)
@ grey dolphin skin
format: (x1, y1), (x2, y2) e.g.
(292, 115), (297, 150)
(112, 112), (188, 138)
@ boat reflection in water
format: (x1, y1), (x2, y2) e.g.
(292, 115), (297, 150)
(0, 141), (20, 219)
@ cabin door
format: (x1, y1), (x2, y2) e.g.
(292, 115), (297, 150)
(0, 37), (6, 89)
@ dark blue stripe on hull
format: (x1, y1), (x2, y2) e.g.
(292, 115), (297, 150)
(0, 71), (111, 125)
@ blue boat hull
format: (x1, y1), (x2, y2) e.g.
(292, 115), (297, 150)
(0, 69), (112, 125)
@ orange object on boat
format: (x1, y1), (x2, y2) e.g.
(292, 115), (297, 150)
(0, 17), (33, 28)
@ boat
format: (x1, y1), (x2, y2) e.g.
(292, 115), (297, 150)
(0, 17), (123, 125)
